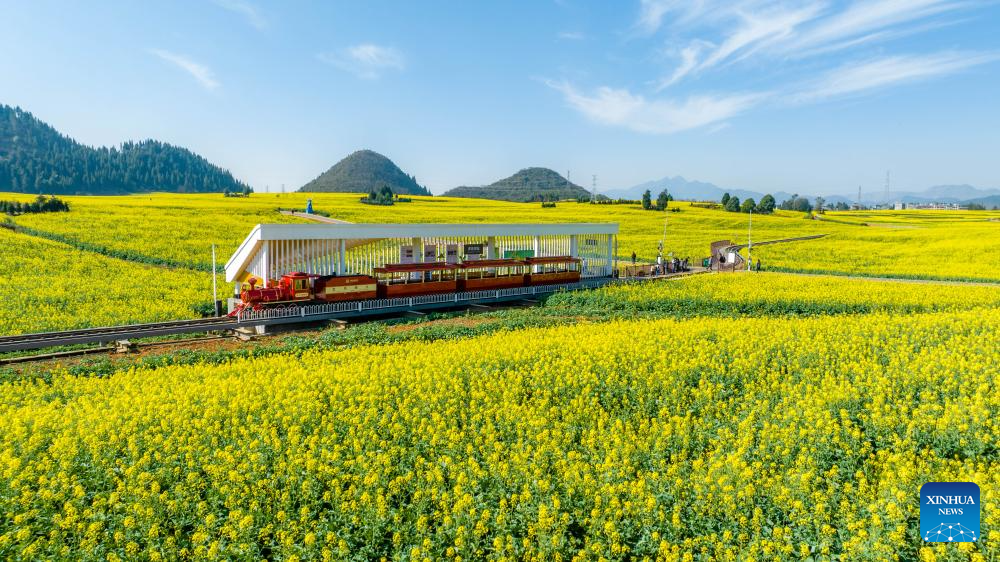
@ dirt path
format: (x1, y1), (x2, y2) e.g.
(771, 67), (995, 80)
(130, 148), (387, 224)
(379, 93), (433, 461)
(765, 270), (1000, 287)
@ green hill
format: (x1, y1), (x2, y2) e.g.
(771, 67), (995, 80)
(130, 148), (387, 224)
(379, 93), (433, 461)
(299, 150), (431, 195)
(444, 167), (590, 202)
(0, 104), (249, 195)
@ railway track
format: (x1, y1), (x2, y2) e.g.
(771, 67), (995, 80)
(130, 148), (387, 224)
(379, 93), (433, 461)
(0, 275), (672, 357)
(0, 317), (238, 353)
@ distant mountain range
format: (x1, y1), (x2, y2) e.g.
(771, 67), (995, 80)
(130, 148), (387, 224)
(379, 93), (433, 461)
(604, 175), (1000, 207)
(603, 176), (797, 205)
(444, 167), (590, 202)
(0, 104), (249, 195)
(299, 149), (431, 195)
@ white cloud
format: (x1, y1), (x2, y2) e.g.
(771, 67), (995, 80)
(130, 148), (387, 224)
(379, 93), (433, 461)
(212, 0), (267, 30)
(697, 3), (824, 69)
(644, 0), (973, 87)
(787, 0), (961, 55)
(149, 49), (220, 91)
(547, 80), (765, 134)
(318, 44), (405, 79)
(558, 31), (586, 40)
(794, 51), (999, 102)
(637, 0), (675, 33)
(554, 1), (995, 135)
(657, 40), (710, 90)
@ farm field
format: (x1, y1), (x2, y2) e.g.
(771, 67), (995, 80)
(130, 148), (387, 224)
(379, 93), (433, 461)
(0, 227), (210, 335)
(1, 191), (998, 334)
(1, 274), (998, 560)
(4, 191), (1000, 278)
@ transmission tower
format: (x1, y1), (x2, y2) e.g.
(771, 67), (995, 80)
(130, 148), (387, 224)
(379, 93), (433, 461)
(857, 185), (862, 209)
(592, 175), (597, 202)
(884, 170), (890, 205)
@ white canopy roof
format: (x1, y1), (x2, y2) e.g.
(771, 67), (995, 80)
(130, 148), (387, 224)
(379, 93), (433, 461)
(225, 222), (619, 282)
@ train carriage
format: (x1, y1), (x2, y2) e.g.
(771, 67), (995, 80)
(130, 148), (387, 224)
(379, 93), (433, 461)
(373, 262), (457, 298)
(524, 256), (582, 285)
(457, 258), (528, 291)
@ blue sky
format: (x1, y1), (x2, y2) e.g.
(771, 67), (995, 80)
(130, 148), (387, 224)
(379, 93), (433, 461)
(2, 0), (999, 195)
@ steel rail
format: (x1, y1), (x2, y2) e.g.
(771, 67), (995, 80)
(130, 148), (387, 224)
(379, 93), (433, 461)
(0, 275), (642, 354)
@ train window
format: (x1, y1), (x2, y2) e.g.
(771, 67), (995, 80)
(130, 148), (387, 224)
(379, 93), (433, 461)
(294, 279), (306, 290)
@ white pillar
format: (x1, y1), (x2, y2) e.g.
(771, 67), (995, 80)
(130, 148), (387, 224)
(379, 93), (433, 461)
(338, 239), (346, 275)
(569, 235), (578, 258)
(261, 240), (270, 284)
(606, 235), (614, 277)
(412, 237), (423, 263)
(532, 236), (541, 272)
(487, 236), (497, 259)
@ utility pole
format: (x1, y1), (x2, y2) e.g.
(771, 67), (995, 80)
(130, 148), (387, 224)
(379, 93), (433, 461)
(857, 185), (862, 209)
(211, 244), (218, 315)
(747, 207), (753, 271)
(884, 170), (890, 206)
(592, 175), (597, 202)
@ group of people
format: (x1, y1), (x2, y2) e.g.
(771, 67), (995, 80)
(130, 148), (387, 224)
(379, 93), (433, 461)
(628, 251), (689, 276)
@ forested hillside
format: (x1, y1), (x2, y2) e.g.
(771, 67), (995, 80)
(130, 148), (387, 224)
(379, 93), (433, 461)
(0, 105), (249, 194)
(444, 167), (590, 202)
(299, 149), (432, 195)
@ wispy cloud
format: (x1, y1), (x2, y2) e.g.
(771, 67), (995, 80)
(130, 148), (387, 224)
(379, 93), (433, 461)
(547, 79), (765, 134)
(149, 49), (219, 91)
(212, 0), (267, 30)
(558, 31), (586, 40)
(787, 0), (961, 55)
(649, 0), (972, 87)
(794, 51), (999, 102)
(553, 1), (995, 135)
(657, 40), (710, 90)
(317, 44), (405, 79)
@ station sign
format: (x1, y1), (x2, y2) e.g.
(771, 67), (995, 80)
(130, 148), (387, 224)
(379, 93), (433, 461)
(424, 244), (437, 262)
(504, 249), (535, 259)
(400, 245), (414, 264)
(446, 244), (459, 264)
(464, 243), (483, 261)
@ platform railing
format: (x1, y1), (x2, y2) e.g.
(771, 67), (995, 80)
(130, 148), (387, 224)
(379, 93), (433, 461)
(235, 277), (620, 323)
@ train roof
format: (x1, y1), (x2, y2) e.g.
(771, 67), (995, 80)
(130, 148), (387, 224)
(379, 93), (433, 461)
(524, 255), (581, 265)
(457, 259), (525, 268)
(374, 262), (457, 274)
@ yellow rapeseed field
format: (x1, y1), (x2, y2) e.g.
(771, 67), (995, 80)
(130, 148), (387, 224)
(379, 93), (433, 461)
(0, 228), (210, 335)
(1, 304), (997, 560)
(548, 272), (1000, 317)
(6, 192), (1000, 280)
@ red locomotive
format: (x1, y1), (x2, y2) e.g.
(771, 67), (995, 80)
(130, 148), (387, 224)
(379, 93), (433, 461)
(231, 256), (581, 314)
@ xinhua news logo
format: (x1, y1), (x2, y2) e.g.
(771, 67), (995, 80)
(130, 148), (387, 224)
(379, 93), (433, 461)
(920, 482), (980, 543)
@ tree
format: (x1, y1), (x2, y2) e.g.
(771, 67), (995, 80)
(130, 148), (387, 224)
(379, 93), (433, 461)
(741, 198), (756, 213)
(656, 189), (670, 210)
(642, 189), (652, 210)
(784, 196), (811, 213)
(813, 197), (826, 213)
(725, 196), (741, 212)
(756, 194), (776, 214)
(721, 192), (731, 206)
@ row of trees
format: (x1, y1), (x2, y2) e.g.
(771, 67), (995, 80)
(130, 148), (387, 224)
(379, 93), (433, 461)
(223, 187), (254, 197)
(362, 185), (400, 206)
(641, 189), (674, 211)
(0, 195), (69, 215)
(721, 192), (776, 214)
